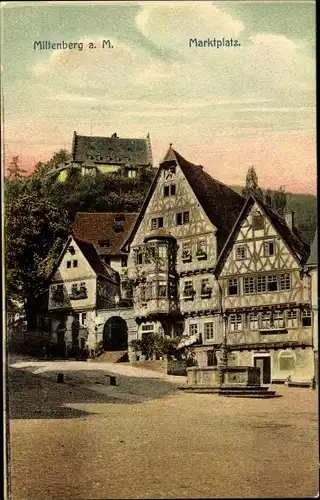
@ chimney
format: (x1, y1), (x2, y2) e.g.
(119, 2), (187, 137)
(285, 210), (294, 230)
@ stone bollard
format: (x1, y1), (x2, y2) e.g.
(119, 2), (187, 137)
(57, 373), (64, 383)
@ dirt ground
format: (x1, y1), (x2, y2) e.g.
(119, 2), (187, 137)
(6, 363), (319, 500)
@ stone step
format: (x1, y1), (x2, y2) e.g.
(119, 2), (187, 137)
(220, 385), (270, 391)
(219, 388), (277, 398)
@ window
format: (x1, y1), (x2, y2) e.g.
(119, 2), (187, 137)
(261, 312), (271, 329)
(267, 275), (278, 292)
(176, 211), (189, 225)
(99, 240), (110, 248)
(158, 281), (167, 298)
(142, 323), (154, 332)
(230, 314), (243, 331)
(201, 278), (211, 296)
(128, 169), (137, 178)
(66, 261), (71, 269)
(302, 309), (312, 327)
(248, 312), (259, 330)
(57, 284), (63, 293)
(184, 281), (194, 297)
(257, 276), (267, 293)
(227, 279), (238, 296)
(264, 241), (275, 257)
(151, 217), (163, 229)
(73, 260), (78, 268)
(244, 277), (255, 294)
(252, 214), (264, 230)
(121, 256), (128, 267)
(236, 245), (247, 260)
(137, 251), (144, 265)
(279, 352), (296, 371)
(158, 244), (167, 259)
(163, 184), (176, 197)
(272, 311), (285, 329)
(286, 310), (298, 328)
(197, 239), (207, 258)
(140, 284), (146, 303)
(147, 282), (157, 300)
(204, 322), (214, 341)
(182, 242), (192, 260)
(96, 155), (102, 161)
(71, 283), (78, 295)
(80, 313), (87, 326)
(280, 273), (291, 290)
(189, 324), (198, 336)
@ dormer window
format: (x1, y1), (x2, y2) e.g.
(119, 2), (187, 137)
(114, 214), (125, 222)
(96, 155), (102, 161)
(99, 240), (110, 248)
(87, 154), (94, 160)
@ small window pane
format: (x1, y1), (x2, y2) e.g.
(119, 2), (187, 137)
(267, 275), (278, 292)
(228, 279), (238, 296)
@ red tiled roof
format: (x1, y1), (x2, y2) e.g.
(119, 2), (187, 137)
(73, 212), (138, 256)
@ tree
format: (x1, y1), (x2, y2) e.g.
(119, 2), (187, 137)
(33, 149), (71, 177)
(5, 193), (71, 328)
(264, 188), (273, 210)
(6, 155), (27, 181)
(272, 186), (287, 218)
(242, 166), (263, 200)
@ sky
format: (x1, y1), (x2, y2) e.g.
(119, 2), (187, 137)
(1, 0), (316, 194)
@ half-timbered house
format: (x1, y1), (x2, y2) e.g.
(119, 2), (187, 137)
(214, 195), (313, 384)
(123, 147), (244, 351)
(48, 236), (120, 357)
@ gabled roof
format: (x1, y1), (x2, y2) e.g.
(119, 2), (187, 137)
(74, 238), (118, 282)
(214, 195), (310, 276)
(49, 235), (118, 283)
(72, 131), (152, 166)
(306, 229), (317, 266)
(122, 147), (245, 249)
(73, 212), (138, 256)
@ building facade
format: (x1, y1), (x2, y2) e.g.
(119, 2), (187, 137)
(48, 236), (120, 357)
(123, 147), (315, 383)
(48, 131), (153, 182)
(214, 196), (313, 384)
(124, 147), (244, 352)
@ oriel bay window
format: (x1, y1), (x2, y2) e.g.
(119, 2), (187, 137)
(227, 278), (239, 296)
(146, 280), (168, 300)
(204, 322), (214, 341)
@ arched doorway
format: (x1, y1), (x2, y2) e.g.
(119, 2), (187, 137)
(103, 316), (128, 351)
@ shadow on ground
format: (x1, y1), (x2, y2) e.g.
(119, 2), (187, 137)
(7, 367), (181, 420)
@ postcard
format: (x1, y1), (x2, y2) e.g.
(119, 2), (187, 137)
(1, 1), (317, 499)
